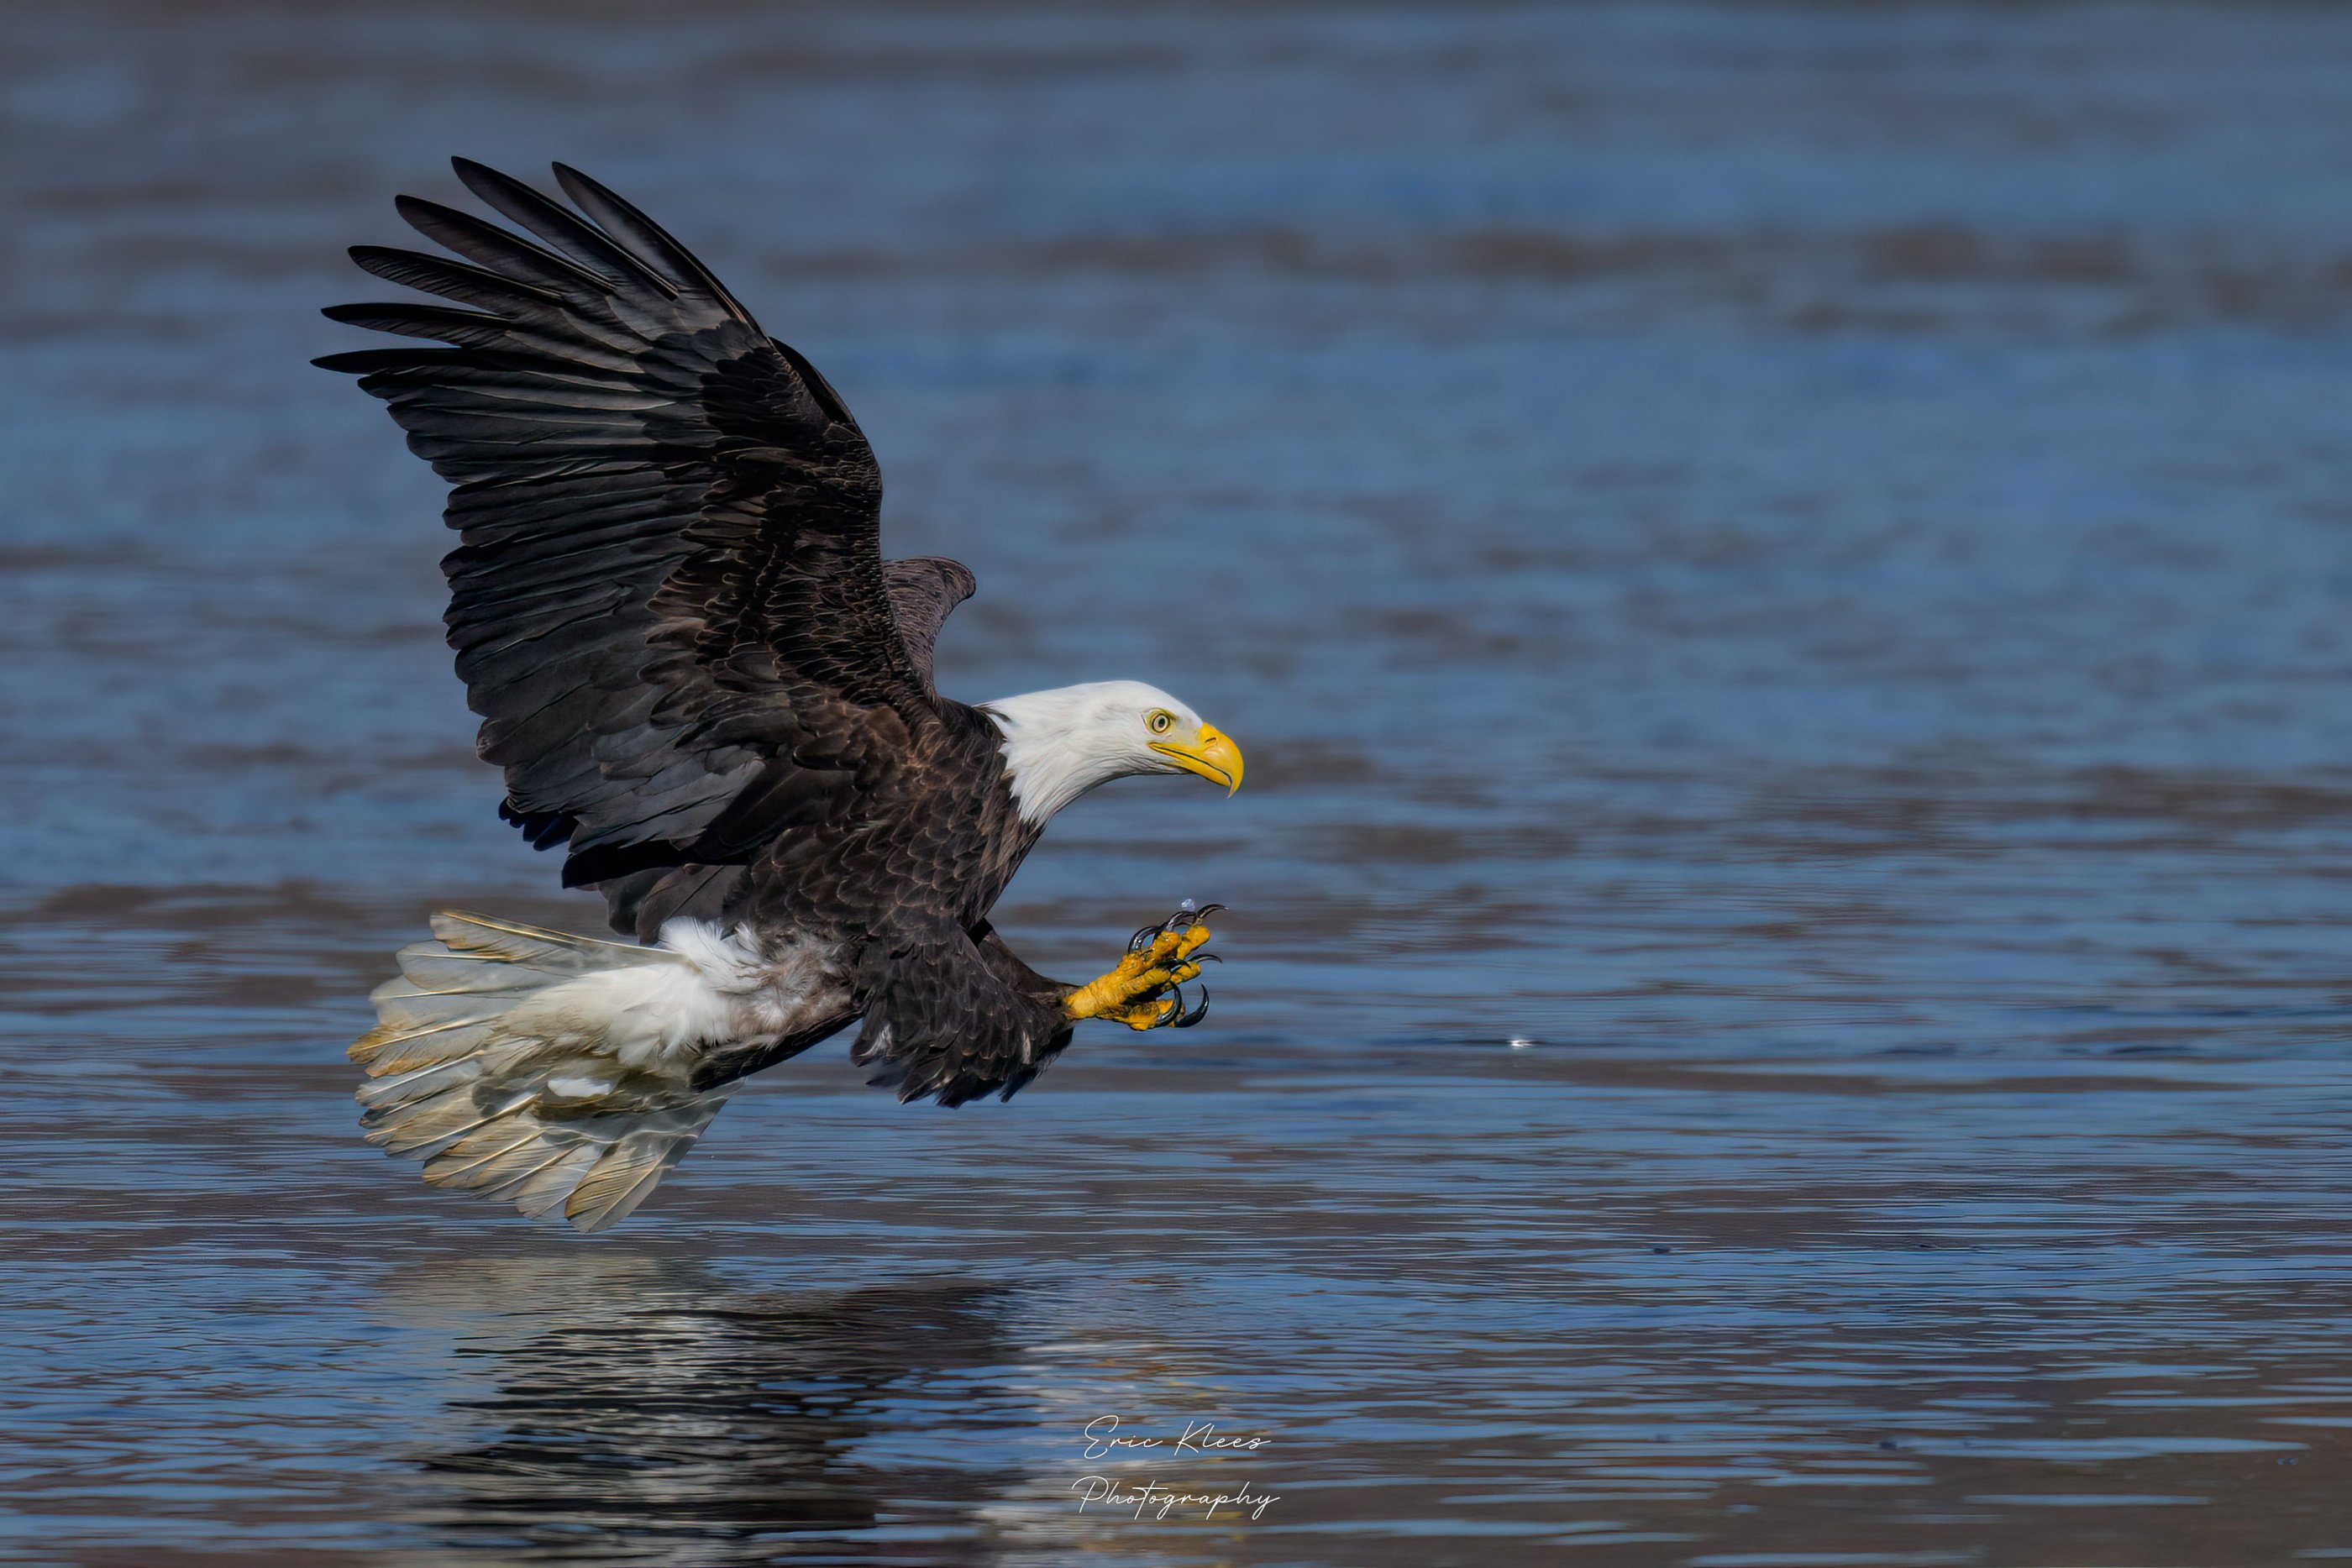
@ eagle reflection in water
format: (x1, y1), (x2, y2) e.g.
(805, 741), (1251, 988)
(412, 1265), (1025, 1563)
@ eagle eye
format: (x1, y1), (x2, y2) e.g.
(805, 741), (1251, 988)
(1147, 711), (1174, 734)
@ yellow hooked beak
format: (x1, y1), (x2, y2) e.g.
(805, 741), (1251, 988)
(1150, 722), (1244, 794)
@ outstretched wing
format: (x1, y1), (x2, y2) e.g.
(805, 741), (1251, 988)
(318, 160), (970, 893)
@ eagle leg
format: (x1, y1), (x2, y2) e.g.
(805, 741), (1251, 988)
(1067, 911), (1217, 1030)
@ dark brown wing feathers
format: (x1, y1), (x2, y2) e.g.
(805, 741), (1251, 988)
(882, 557), (978, 691)
(852, 922), (1074, 1107)
(317, 160), (962, 889)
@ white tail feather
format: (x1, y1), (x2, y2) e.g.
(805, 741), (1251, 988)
(351, 910), (752, 1233)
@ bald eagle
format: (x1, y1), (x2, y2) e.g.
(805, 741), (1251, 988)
(318, 160), (1242, 1231)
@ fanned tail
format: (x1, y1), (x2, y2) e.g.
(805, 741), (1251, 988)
(352, 911), (738, 1233)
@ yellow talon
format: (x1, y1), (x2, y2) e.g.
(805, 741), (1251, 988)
(1064, 920), (1212, 1026)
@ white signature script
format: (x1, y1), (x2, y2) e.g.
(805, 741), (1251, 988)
(1070, 1475), (1281, 1521)
(1080, 1414), (1271, 1460)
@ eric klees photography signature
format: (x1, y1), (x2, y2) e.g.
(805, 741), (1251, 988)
(1069, 1415), (1281, 1521)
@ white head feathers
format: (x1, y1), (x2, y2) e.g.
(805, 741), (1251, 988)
(980, 680), (1226, 826)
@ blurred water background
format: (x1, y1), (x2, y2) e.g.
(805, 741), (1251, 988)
(8, 3), (2352, 1564)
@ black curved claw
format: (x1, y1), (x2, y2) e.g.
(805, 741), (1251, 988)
(1163, 900), (1226, 936)
(1134, 903), (1228, 952)
(1153, 990), (1184, 1027)
(1171, 985), (1210, 1029)
(1192, 951), (1223, 965)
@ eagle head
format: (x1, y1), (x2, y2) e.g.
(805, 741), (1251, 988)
(981, 679), (1244, 826)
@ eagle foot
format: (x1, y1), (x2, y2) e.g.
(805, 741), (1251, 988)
(1065, 904), (1221, 1030)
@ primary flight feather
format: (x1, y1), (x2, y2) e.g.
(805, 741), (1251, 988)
(319, 160), (1242, 1231)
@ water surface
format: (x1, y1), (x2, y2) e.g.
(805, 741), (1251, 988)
(7, 3), (2352, 1563)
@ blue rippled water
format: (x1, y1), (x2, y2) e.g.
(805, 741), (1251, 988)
(7, 3), (2352, 1564)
